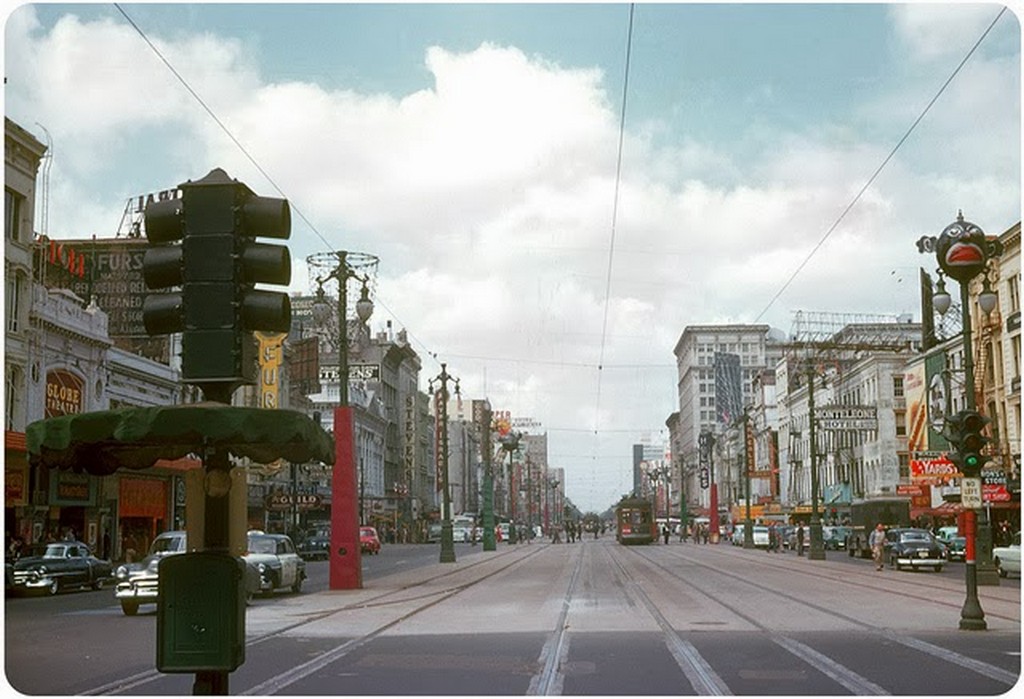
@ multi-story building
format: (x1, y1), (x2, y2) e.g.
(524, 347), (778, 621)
(670, 324), (786, 518)
(774, 322), (920, 520)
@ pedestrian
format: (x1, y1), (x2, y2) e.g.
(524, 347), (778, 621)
(662, 524), (670, 545)
(869, 522), (887, 571)
(702, 524), (709, 544)
(797, 523), (805, 556)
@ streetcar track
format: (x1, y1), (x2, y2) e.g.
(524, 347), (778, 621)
(84, 545), (546, 695)
(724, 541), (1020, 602)
(604, 543), (732, 694)
(242, 543), (550, 695)
(626, 544), (1017, 688)
(528, 543), (584, 695)
(684, 543), (1020, 621)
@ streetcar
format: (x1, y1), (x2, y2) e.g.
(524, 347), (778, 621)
(615, 497), (656, 545)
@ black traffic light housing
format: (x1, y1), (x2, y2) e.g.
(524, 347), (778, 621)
(142, 168), (291, 390)
(957, 410), (991, 477)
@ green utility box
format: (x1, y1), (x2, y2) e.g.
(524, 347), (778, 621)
(156, 552), (246, 673)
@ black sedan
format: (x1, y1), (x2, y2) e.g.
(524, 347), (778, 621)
(10, 541), (113, 595)
(885, 528), (945, 572)
(297, 532), (330, 561)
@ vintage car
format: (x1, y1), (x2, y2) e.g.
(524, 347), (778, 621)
(245, 532), (306, 595)
(10, 541), (112, 595)
(297, 531), (331, 561)
(885, 528), (944, 572)
(993, 531), (1020, 578)
(115, 531), (260, 615)
(945, 536), (967, 562)
(360, 526), (381, 555)
(823, 526), (852, 550)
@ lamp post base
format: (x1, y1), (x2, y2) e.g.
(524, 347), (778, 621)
(439, 521), (456, 563)
(808, 519), (826, 560)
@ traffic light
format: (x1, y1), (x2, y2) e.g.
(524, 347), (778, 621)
(142, 168), (291, 387)
(957, 410), (991, 477)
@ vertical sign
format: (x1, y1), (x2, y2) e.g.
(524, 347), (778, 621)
(256, 332), (286, 409)
(714, 352), (742, 426)
(434, 391), (443, 492)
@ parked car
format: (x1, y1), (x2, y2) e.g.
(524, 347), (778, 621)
(297, 531), (330, 561)
(885, 528), (944, 572)
(245, 531), (306, 595)
(935, 526), (960, 543)
(10, 541), (112, 596)
(945, 536), (967, 562)
(823, 526), (852, 551)
(116, 531), (260, 615)
(993, 531), (1021, 578)
(426, 523), (443, 543)
(359, 526), (381, 555)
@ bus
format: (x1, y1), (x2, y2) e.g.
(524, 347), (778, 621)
(846, 497), (911, 558)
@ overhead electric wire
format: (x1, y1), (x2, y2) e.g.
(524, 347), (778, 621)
(594, 1), (636, 423)
(115, 2), (448, 374)
(753, 4), (1008, 324)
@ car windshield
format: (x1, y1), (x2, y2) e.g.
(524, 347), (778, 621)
(900, 531), (931, 542)
(248, 537), (277, 554)
(149, 536), (184, 555)
(360, 528), (376, 537)
(42, 544), (69, 558)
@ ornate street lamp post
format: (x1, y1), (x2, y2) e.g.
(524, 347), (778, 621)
(429, 363), (460, 563)
(310, 250), (376, 591)
(311, 253), (374, 524)
(500, 431), (522, 544)
(917, 211), (1004, 630)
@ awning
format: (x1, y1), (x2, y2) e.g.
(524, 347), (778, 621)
(27, 402), (335, 476)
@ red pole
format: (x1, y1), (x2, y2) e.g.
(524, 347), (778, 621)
(330, 407), (362, 589)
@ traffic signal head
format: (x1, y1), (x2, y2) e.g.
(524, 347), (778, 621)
(958, 410), (991, 477)
(142, 198), (186, 336)
(141, 168), (291, 390)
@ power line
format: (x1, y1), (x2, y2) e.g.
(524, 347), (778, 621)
(753, 5), (1008, 323)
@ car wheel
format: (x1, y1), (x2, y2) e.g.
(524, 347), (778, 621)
(47, 579), (59, 596)
(245, 589), (255, 605)
(121, 600), (139, 616)
(291, 577), (303, 594)
(935, 566), (943, 573)
(995, 558), (1007, 577)
(890, 556), (899, 571)
(91, 578), (104, 591)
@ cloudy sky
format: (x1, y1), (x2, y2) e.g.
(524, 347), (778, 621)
(5, 2), (1021, 512)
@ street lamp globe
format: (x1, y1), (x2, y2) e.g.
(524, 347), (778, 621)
(311, 284), (331, 325)
(933, 273), (952, 316)
(356, 282), (374, 322)
(978, 276), (998, 316)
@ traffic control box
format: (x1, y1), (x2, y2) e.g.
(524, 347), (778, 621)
(156, 552), (246, 673)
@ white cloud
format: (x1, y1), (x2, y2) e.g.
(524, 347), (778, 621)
(4, 5), (1019, 511)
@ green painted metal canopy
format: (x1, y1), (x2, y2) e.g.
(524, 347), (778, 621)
(26, 403), (335, 476)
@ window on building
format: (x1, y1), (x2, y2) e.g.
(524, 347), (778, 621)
(898, 453), (910, 481)
(5, 365), (22, 430)
(895, 411), (906, 437)
(1008, 274), (1020, 313)
(6, 271), (23, 333)
(5, 189), (21, 243)
(892, 375), (904, 398)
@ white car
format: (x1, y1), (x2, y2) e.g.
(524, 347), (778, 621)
(993, 531), (1020, 578)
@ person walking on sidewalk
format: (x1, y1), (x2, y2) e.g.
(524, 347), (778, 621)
(869, 522), (887, 571)
(796, 523), (805, 556)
